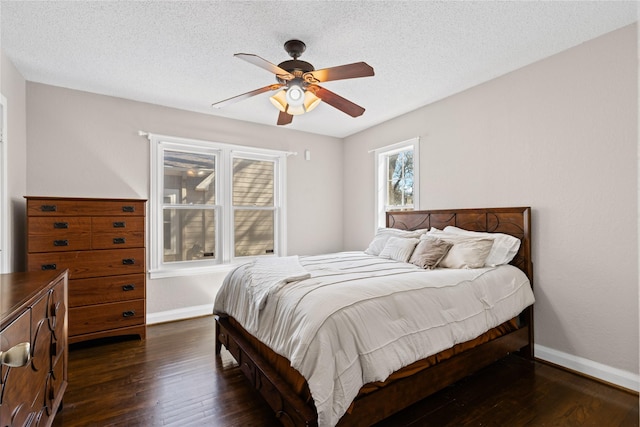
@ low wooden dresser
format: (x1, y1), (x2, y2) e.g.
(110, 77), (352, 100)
(25, 197), (146, 344)
(0, 269), (68, 427)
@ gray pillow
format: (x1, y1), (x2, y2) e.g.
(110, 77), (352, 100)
(409, 236), (453, 269)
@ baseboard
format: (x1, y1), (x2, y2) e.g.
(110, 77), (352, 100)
(535, 344), (639, 392)
(147, 304), (214, 325)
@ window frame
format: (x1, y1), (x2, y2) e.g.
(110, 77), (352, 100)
(374, 137), (420, 229)
(0, 94), (7, 273)
(149, 134), (288, 278)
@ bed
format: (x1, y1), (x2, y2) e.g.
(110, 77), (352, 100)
(214, 207), (534, 427)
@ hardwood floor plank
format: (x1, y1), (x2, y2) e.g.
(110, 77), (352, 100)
(52, 315), (638, 427)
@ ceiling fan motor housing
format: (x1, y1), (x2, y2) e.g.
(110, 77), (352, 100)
(276, 60), (314, 84)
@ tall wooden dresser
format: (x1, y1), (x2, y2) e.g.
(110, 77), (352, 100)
(26, 197), (146, 344)
(0, 269), (68, 427)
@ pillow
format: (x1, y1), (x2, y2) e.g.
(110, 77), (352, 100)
(442, 226), (521, 266)
(439, 238), (494, 269)
(364, 228), (425, 256)
(378, 237), (420, 262)
(409, 236), (453, 269)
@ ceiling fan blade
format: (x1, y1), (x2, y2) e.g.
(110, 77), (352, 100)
(211, 84), (283, 108)
(309, 85), (365, 117)
(303, 62), (374, 84)
(277, 111), (293, 126)
(235, 53), (294, 80)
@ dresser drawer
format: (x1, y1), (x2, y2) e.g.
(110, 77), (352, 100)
(0, 310), (35, 427)
(0, 308), (30, 358)
(28, 248), (145, 279)
(92, 216), (145, 249)
(28, 217), (91, 252)
(28, 199), (145, 217)
(69, 299), (145, 336)
(69, 274), (145, 307)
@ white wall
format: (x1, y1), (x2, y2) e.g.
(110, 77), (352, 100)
(0, 50), (27, 272)
(343, 24), (639, 385)
(24, 82), (344, 320)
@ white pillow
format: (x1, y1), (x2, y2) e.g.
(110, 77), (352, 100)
(439, 238), (494, 269)
(364, 228), (425, 256)
(442, 226), (521, 266)
(378, 237), (420, 262)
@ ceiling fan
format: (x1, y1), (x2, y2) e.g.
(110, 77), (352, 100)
(211, 40), (374, 125)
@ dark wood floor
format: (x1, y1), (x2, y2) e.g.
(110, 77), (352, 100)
(53, 315), (638, 427)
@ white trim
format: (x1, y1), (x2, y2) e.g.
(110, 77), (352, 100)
(535, 344), (639, 392)
(0, 95), (8, 273)
(147, 304), (214, 325)
(149, 263), (237, 280)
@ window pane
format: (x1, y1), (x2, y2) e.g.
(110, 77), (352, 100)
(233, 158), (274, 207)
(163, 208), (216, 263)
(386, 149), (414, 208)
(164, 150), (215, 205)
(234, 209), (274, 257)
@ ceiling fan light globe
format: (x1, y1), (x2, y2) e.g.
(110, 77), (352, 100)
(286, 85), (305, 107)
(269, 90), (287, 112)
(287, 104), (305, 116)
(304, 91), (321, 112)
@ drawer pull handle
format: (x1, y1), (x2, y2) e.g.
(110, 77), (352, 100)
(40, 205), (57, 212)
(53, 222), (68, 229)
(0, 342), (31, 368)
(113, 221), (126, 228)
(122, 258), (135, 265)
(41, 264), (57, 271)
(113, 237), (126, 244)
(122, 284), (136, 291)
(122, 206), (135, 213)
(122, 310), (135, 318)
(53, 239), (69, 247)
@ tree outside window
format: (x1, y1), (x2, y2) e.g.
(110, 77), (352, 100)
(386, 149), (414, 210)
(375, 138), (420, 229)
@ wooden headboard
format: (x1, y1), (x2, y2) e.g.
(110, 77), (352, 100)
(387, 207), (533, 284)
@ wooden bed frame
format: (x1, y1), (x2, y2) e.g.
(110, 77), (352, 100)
(215, 207), (534, 427)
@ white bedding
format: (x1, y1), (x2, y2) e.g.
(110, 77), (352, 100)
(214, 252), (535, 427)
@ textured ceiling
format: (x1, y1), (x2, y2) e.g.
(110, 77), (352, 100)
(1, 1), (637, 138)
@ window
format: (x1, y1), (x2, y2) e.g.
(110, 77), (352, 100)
(374, 138), (420, 229)
(149, 134), (288, 278)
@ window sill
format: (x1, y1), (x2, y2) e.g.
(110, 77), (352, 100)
(148, 263), (243, 280)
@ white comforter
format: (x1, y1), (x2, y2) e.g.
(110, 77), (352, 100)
(214, 252), (535, 427)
